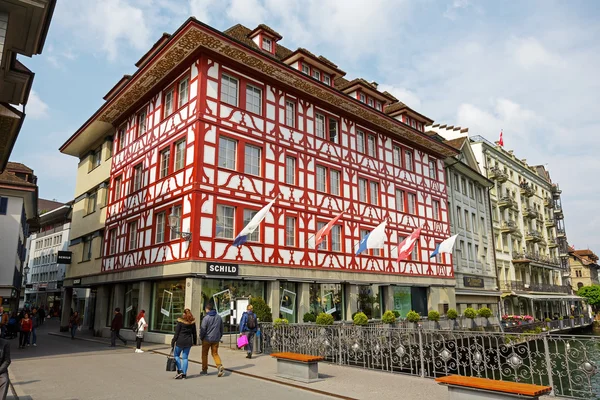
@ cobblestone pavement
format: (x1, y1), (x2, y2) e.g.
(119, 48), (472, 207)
(7, 321), (330, 400)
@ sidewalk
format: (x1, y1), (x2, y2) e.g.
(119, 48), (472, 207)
(47, 329), (448, 400)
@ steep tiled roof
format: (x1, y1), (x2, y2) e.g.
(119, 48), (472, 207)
(384, 102), (408, 114)
(318, 55), (338, 69)
(249, 24), (283, 40)
(382, 91), (398, 102)
(444, 137), (467, 151)
(0, 166), (36, 188)
(38, 198), (64, 213)
(223, 24), (292, 60)
(6, 162), (33, 174)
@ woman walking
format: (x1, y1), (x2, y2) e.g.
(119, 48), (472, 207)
(171, 308), (197, 379)
(134, 310), (148, 353)
(19, 313), (32, 349)
(69, 312), (81, 340)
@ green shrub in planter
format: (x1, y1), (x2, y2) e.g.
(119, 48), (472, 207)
(428, 310), (440, 322)
(558, 317), (564, 321)
(353, 312), (369, 326)
(579, 314), (585, 318)
(569, 315), (575, 319)
(392, 311), (401, 318)
(446, 309), (458, 320)
(464, 308), (477, 319)
(316, 312), (334, 325)
(274, 318), (289, 327)
(477, 307), (492, 319)
(382, 310), (396, 324)
(545, 318), (552, 322)
(303, 312), (316, 323)
(406, 310), (420, 323)
(250, 297), (273, 322)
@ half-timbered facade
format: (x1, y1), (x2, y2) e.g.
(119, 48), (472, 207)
(60, 18), (458, 341)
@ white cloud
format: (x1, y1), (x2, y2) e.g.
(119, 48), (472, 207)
(26, 91), (49, 119)
(189, 0), (216, 24)
(509, 37), (565, 70)
(444, 0), (471, 20)
(226, 0), (267, 27)
(378, 84), (422, 110)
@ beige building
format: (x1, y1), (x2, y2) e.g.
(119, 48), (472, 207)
(569, 249), (599, 292)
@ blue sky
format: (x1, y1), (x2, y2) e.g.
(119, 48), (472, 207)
(11, 0), (600, 251)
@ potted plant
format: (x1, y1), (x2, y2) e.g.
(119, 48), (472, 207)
(569, 315), (575, 327)
(303, 312), (316, 323)
(406, 311), (420, 329)
(353, 312), (369, 326)
(463, 307), (477, 329)
(477, 307), (492, 328)
(382, 310), (396, 325)
(274, 318), (289, 329)
(250, 297), (273, 323)
(447, 308), (458, 330)
(427, 310), (440, 329)
(316, 312), (334, 326)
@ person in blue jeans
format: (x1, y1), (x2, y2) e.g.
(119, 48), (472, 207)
(30, 308), (39, 346)
(239, 304), (258, 359)
(171, 309), (197, 380)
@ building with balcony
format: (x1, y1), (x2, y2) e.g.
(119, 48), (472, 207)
(0, 0), (56, 172)
(59, 19), (459, 341)
(569, 248), (599, 292)
(429, 128), (580, 320)
(0, 162), (37, 311)
(430, 130), (500, 314)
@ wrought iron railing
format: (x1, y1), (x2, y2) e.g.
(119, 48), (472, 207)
(528, 282), (571, 294)
(520, 182), (534, 197)
(512, 251), (561, 267)
(498, 196), (517, 209)
(489, 167), (509, 181)
(500, 220), (518, 232)
(526, 230), (543, 242)
(259, 323), (598, 399)
(544, 196), (554, 208)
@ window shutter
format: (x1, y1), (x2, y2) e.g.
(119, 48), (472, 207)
(0, 197), (8, 215)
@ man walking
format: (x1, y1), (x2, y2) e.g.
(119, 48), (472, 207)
(30, 308), (39, 346)
(110, 308), (127, 347)
(239, 304), (258, 359)
(200, 303), (224, 377)
(0, 333), (10, 399)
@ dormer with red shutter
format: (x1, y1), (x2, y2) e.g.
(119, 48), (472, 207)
(384, 102), (434, 132)
(282, 48), (346, 87)
(335, 78), (396, 111)
(248, 24), (283, 56)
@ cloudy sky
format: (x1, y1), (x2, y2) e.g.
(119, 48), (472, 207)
(12, 0), (600, 251)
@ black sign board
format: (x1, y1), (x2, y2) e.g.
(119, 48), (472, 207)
(463, 276), (485, 288)
(207, 262), (239, 276)
(38, 287), (46, 292)
(57, 251), (72, 264)
(25, 284), (33, 289)
(73, 279), (81, 285)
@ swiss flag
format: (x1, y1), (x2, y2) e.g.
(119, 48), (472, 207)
(314, 211), (345, 247)
(397, 228), (422, 262)
(499, 130), (504, 147)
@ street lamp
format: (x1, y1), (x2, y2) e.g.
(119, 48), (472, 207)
(168, 206), (191, 241)
(23, 266), (30, 283)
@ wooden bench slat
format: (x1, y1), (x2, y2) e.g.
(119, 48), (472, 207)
(435, 375), (552, 396)
(271, 352), (324, 363)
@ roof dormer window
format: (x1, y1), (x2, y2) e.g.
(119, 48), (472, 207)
(323, 74), (331, 86)
(376, 102), (382, 111)
(302, 63), (310, 75)
(312, 69), (321, 80)
(262, 37), (272, 52)
(368, 98), (374, 107)
(359, 93), (366, 103)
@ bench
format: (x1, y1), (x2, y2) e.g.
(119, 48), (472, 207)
(271, 352), (324, 383)
(436, 375), (552, 400)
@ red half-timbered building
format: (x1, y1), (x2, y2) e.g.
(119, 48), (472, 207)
(60, 19), (458, 340)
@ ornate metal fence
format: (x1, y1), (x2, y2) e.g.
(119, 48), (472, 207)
(259, 323), (600, 399)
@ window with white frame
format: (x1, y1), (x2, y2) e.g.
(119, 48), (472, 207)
(159, 147), (170, 178)
(316, 165), (327, 192)
(358, 178), (368, 202)
(86, 191), (97, 214)
(285, 216), (296, 246)
(369, 181), (379, 205)
(244, 144), (261, 176)
(302, 63), (310, 75)
(262, 37), (272, 52)
(133, 164), (143, 192)
(315, 113), (326, 138)
(178, 77), (190, 105)
(174, 139), (186, 171)
(367, 134), (376, 157)
(376, 102), (382, 111)
(137, 109), (147, 136)
(91, 147), (102, 169)
(323, 74), (331, 85)
(433, 199), (440, 220)
(128, 221), (138, 250)
(316, 222), (327, 250)
(246, 84), (262, 115)
(395, 189), (405, 212)
(285, 100), (296, 127)
(407, 192), (417, 215)
(164, 88), (174, 116)
(393, 146), (402, 167)
(357, 130), (365, 153)
(360, 228), (380, 256)
(429, 159), (437, 179)
(170, 206), (182, 240)
(116, 128), (126, 152)
(220, 74), (238, 106)
(218, 137), (237, 169)
(155, 212), (165, 243)
(312, 69), (321, 80)
(359, 93), (366, 103)
(328, 117), (339, 143)
(216, 205), (235, 239)
(405, 150), (414, 171)
(243, 209), (259, 242)
(285, 156), (296, 185)
(368, 98), (374, 107)
(330, 169), (341, 196)
(331, 225), (341, 251)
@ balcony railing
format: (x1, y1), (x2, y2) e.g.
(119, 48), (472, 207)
(547, 237), (558, 248)
(513, 251), (561, 267)
(544, 196), (553, 208)
(520, 182), (534, 197)
(498, 196), (517, 210)
(545, 218), (556, 227)
(501, 280), (570, 294)
(522, 206), (537, 219)
(554, 206), (564, 217)
(500, 220), (518, 234)
(557, 228), (566, 237)
(525, 230), (543, 242)
(551, 184), (562, 196)
(489, 167), (508, 182)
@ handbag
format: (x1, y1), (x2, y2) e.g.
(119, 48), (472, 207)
(166, 349), (177, 372)
(237, 334), (249, 349)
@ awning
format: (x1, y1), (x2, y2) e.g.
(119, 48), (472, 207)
(455, 290), (502, 297)
(516, 294), (583, 300)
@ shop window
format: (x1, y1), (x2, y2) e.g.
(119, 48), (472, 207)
(357, 285), (382, 319)
(309, 283), (344, 321)
(150, 279), (186, 333)
(124, 283), (140, 329)
(279, 282), (298, 323)
(106, 286), (116, 327)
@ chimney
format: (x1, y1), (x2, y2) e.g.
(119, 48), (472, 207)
(370, 81), (378, 89)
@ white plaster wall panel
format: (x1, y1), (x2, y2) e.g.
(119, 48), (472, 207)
(207, 60), (219, 78)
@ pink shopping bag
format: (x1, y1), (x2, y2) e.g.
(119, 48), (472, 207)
(237, 334), (249, 349)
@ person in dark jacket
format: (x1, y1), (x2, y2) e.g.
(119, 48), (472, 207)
(239, 304), (258, 359)
(19, 313), (32, 349)
(110, 308), (127, 347)
(30, 308), (39, 346)
(0, 337), (11, 400)
(200, 303), (224, 377)
(171, 309), (197, 380)
(69, 312), (81, 340)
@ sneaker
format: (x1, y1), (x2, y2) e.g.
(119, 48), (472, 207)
(26, 344), (30, 347)
(33, 344), (37, 347)
(247, 353), (252, 359)
(181, 374), (186, 380)
(218, 365), (225, 377)
(175, 372), (184, 380)
(138, 349), (144, 353)
(200, 370), (208, 376)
